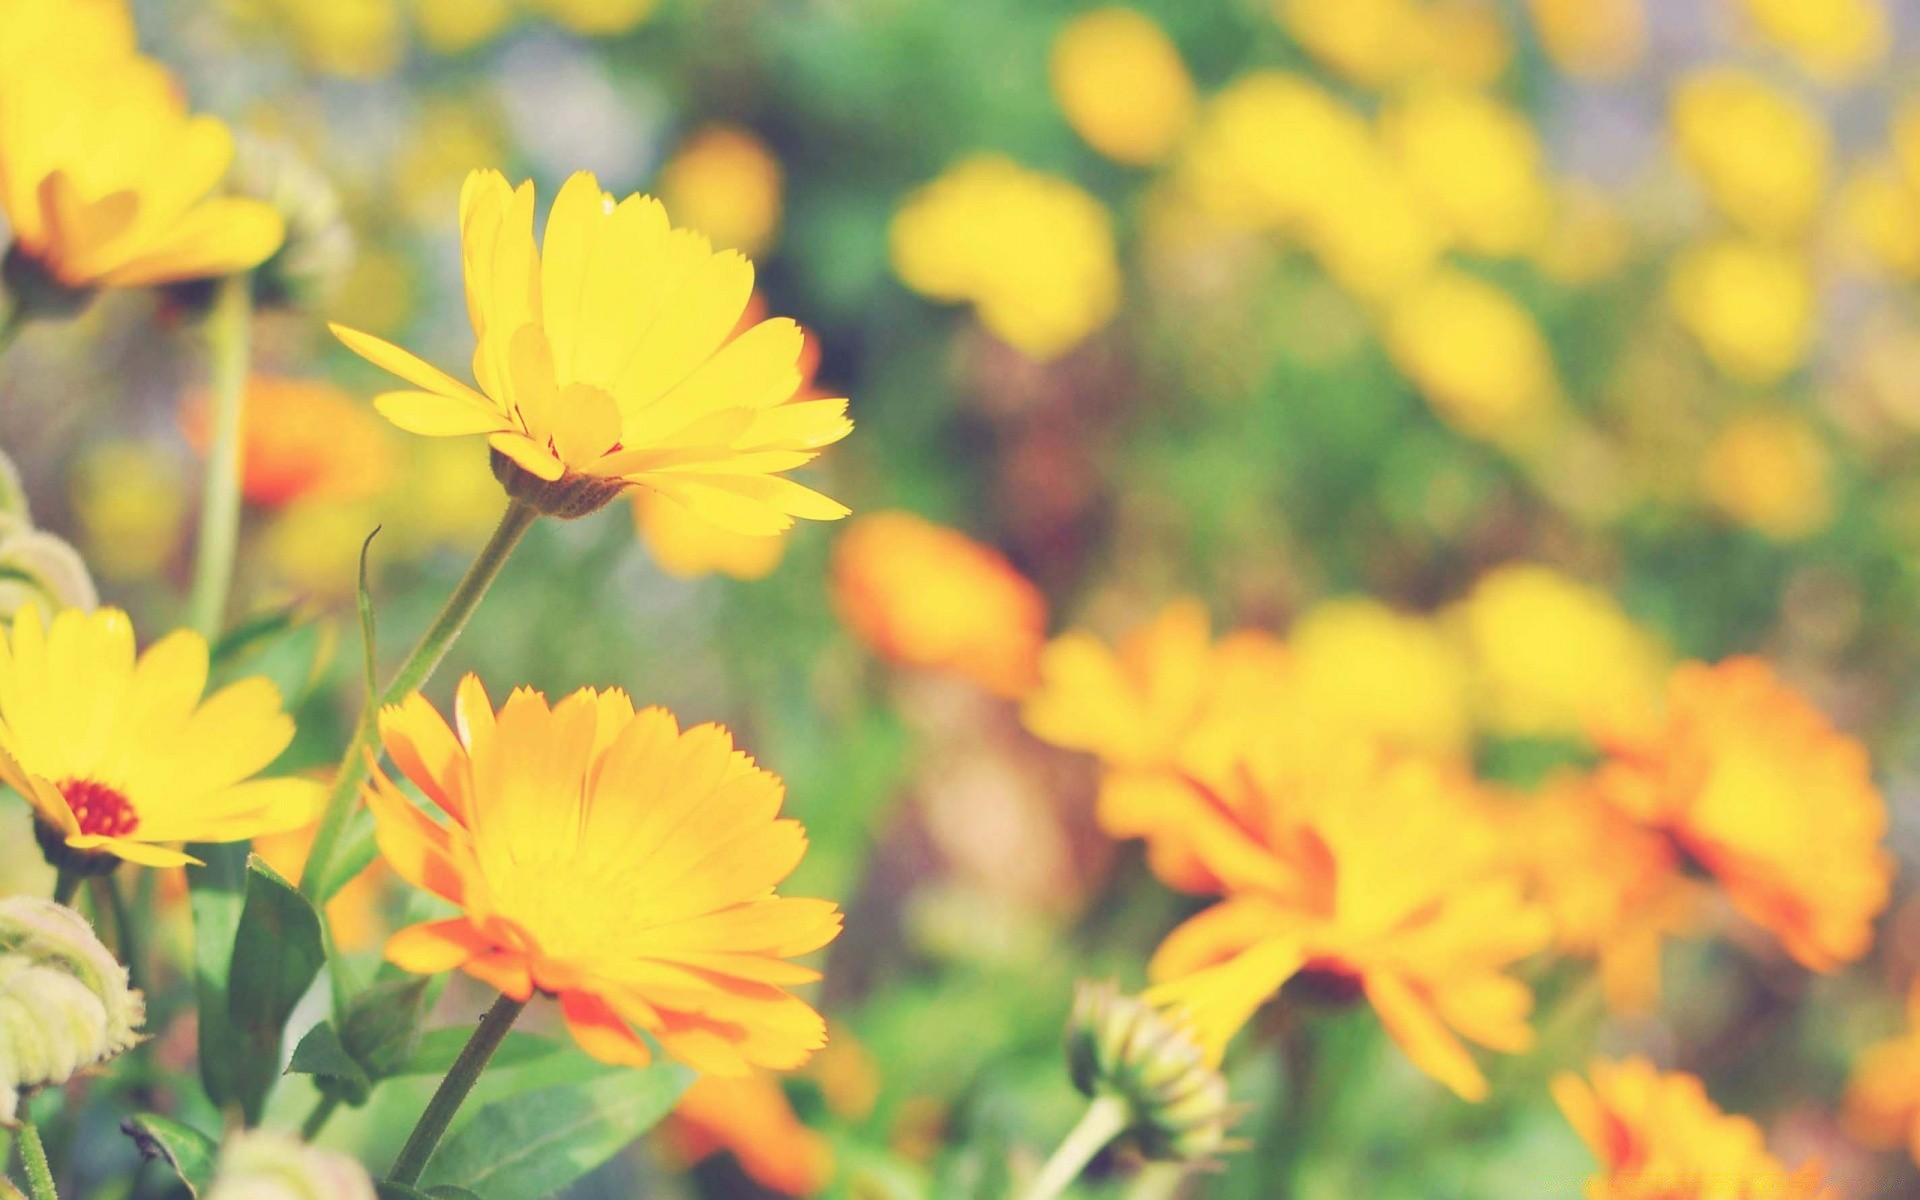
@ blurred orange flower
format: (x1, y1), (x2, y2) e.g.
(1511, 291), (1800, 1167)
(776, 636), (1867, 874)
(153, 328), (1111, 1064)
(181, 376), (396, 508)
(1843, 980), (1920, 1167)
(366, 676), (842, 1075)
(664, 1074), (833, 1195)
(1596, 658), (1891, 973)
(832, 512), (1047, 698)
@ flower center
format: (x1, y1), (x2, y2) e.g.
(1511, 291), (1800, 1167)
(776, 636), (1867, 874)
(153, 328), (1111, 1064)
(60, 779), (139, 838)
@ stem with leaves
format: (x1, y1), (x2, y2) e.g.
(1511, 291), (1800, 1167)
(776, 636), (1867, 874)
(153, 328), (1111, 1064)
(386, 992), (526, 1187)
(186, 273), (253, 639)
(1021, 1094), (1131, 1200)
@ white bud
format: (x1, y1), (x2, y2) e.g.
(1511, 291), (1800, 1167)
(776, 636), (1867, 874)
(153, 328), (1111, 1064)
(205, 1131), (377, 1200)
(0, 896), (143, 1124)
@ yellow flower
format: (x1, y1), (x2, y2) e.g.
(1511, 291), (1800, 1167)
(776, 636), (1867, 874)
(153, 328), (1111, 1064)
(1149, 750), (1549, 1101)
(1843, 980), (1920, 1167)
(411, 0), (515, 53)
(180, 376), (396, 509)
(332, 170), (852, 533)
(0, 0), (284, 290)
(890, 156), (1121, 361)
(664, 1074), (833, 1195)
(0, 607), (320, 870)
(242, 0), (404, 78)
(832, 512), (1048, 698)
(1179, 72), (1377, 233)
(1669, 239), (1813, 386)
(1381, 85), (1549, 258)
(1049, 7), (1197, 167)
(1671, 69), (1829, 242)
(1450, 564), (1665, 739)
(1386, 270), (1560, 440)
(1276, 0), (1509, 92)
(367, 677), (841, 1075)
(1835, 164), (1920, 280)
(657, 126), (784, 258)
(1525, 0), (1647, 79)
(1700, 412), (1832, 541)
(528, 0), (660, 36)
(1737, 0), (1887, 83)
(1291, 598), (1473, 758)
(65, 443), (187, 584)
(634, 491), (786, 582)
(1596, 658), (1891, 972)
(1556, 1058), (1832, 1200)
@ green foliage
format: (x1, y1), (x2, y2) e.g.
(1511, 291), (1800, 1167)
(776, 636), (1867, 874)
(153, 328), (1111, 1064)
(122, 1114), (218, 1197)
(225, 856), (327, 1123)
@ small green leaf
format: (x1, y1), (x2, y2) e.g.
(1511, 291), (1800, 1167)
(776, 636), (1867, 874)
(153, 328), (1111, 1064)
(208, 604), (302, 672)
(337, 974), (432, 1086)
(227, 855), (327, 1123)
(288, 1020), (372, 1105)
(187, 843), (250, 1112)
(357, 526), (381, 708)
(122, 1114), (218, 1196)
(423, 1064), (693, 1199)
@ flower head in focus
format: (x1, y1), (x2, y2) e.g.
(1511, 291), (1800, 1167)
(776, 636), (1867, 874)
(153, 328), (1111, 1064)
(332, 170), (852, 531)
(1049, 8), (1197, 167)
(201, 1129), (376, 1200)
(367, 676), (842, 1075)
(181, 376), (396, 509)
(1596, 658), (1891, 972)
(832, 512), (1048, 698)
(0, 0), (284, 294)
(0, 896), (143, 1125)
(665, 1074), (834, 1195)
(0, 607), (321, 871)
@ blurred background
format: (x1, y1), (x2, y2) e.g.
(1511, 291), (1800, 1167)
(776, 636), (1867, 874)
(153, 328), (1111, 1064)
(8, 0), (1920, 1195)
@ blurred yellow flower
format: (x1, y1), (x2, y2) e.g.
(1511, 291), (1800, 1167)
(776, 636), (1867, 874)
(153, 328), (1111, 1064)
(1386, 271), (1559, 443)
(1597, 658), (1891, 973)
(1669, 239), (1813, 386)
(1835, 164), (1920, 280)
(529, 0), (660, 36)
(1671, 69), (1829, 241)
(1700, 412), (1832, 541)
(411, 0), (515, 53)
(832, 511), (1047, 698)
(181, 375), (395, 509)
(0, 0), (285, 290)
(240, 0), (404, 78)
(1277, 0), (1508, 92)
(890, 156), (1121, 360)
(395, 102), (508, 227)
(262, 497), (382, 599)
(1451, 564), (1665, 739)
(334, 170), (852, 532)
(1525, 0), (1646, 79)
(1557, 1058), (1834, 1199)
(1738, 0), (1887, 83)
(66, 442), (187, 583)
(1290, 597), (1472, 757)
(634, 490), (786, 582)
(0, 607), (321, 870)
(1382, 86), (1549, 257)
(1049, 7), (1196, 167)
(665, 1074), (833, 1195)
(1150, 751), (1549, 1101)
(658, 126), (784, 258)
(368, 677), (841, 1075)
(1843, 980), (1920, 1168)
(1180, 72), (1375, 232)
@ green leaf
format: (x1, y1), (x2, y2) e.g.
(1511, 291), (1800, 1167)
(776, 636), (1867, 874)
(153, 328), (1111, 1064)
(429, 1190), (485, 1200)
(288, 1019), (372, 1106)
(357, 526), (382, 709)
(187, 842), (249, 1112)
(397, 1028), (566, 1077)
(227, 855), (327, 1123)
(122, 1114), (218, 1196)
(376, 1187), (485, 1200)
(423, 1065), (693, 1198)
(208, 604), (302, 673)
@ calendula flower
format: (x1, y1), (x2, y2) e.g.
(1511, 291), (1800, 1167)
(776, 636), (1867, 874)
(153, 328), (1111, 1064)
(832, 512), (1048, 698)
(181, 376), (396, 508)
(1450, 564), (1665, 739)
(1273, 0), (1433, 90)
(1737, 0), (1887, 83)
(1065, 980), (1239, 1163)
(1556, 1058), (1834, 1200)
(1381, 85), (1549, 257)
(1150, 750), (1549, 1101)
(0, 607), (321, 871)
(367, 676), (842, 1075)
(1526, 0), (1646, 78)
(1287, 598), (1472, 758)
(0, 896), (143, 1125)
(1671, 69), (1829, 242)
(665, 1074), (834, 1196)
(202, 1130), (376, 1200)
(890, 156), (1121, 361)
(1049, 8), (1197, 167)
(1700, 413), (1833, 541)
(1669, 239), (1814, 386)
(1596, 658), (1891, 972)
(1179, 72), (1376, 233)
(635, 491), (787, 581)
(657, 126), (784, 258)
(1385, 270), (1561, 442)
(0, 0), (284, 292)
(1843, 980), (1920, 1167)
(332, 170), (852, 531)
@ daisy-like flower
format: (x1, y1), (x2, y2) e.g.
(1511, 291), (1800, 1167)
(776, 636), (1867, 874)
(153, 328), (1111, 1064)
(0, 0), (284, 293)
(1555, 1058), (1835, 1199)
(0, 607), (320, 871)
(365, 676), (842, 1075)
(666, 1074), (834, 1196)
(1842, 979), (1920, 1167)
(330, 170), (852, 531)
(1147, 749), (1550, 1101)
(1595, 658), (1892, 973)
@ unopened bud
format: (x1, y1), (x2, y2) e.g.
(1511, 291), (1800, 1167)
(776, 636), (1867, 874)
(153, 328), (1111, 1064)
(229, 132), (354, 311)
(1065, 982), (1237, 1163)
(205, 1130), (377, 1200)
(0, 897), (143, 1124)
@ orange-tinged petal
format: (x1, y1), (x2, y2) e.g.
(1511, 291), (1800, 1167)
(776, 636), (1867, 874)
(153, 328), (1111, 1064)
(1366, 973), (1489, 1102)
(388, 919), (491, 974)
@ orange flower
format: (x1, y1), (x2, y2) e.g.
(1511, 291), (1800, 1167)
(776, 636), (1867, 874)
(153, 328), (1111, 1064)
(1148, 750), (1550, 1101)
(1556, 1058), (1834, 1199)
(181, 376), (395, 508)
(832, 512), (1047, 698)
(1596, 658), (1892, 972)
(365, 676), (842, 1075)
(664, 1074), (833, 1195)
(1843, 979), (1920, 1167)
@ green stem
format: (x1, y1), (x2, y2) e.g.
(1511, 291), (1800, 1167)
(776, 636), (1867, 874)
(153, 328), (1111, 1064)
(186, 273), (253, 639)
(386, 993), (526, 1187)
(51, 870), (79, 907)
(300, 1094), (341, 1142)
(299, 499), (538, 903)
(17, 1119), (56, 1200)
(1020, 1094), (1130, 1200)
(100, 874), (145, 997)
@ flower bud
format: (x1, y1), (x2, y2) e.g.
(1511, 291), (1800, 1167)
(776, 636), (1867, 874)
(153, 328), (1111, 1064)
(229, 132), (355, 311)
(0, 448), (99, 619)
(1065, 982), (1237, 1163)
(205, 1130), (377, 1200)
(489, 448), (627, 519)
(0, 897), (143, 1125)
